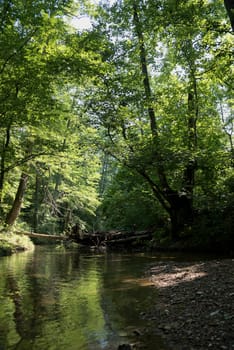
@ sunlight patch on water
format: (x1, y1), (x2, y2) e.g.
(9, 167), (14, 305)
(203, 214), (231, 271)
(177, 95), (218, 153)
(122, 277), (155, 287)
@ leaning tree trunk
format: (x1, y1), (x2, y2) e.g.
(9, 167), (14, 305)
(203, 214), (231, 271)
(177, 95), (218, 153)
(140, 169), (194, 238)
(5, 172), (29, 226)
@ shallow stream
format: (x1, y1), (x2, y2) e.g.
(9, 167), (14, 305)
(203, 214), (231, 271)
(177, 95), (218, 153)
(0, 246), (189, 349)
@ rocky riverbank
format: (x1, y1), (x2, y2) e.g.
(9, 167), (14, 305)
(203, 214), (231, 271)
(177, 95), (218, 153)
(143, 258), (234, 350)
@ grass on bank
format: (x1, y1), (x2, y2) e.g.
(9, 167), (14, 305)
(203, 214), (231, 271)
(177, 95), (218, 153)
(0, 231), (34, 256)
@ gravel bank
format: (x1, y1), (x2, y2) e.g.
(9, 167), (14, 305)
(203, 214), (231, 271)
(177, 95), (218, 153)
(144, 259), (234, 350)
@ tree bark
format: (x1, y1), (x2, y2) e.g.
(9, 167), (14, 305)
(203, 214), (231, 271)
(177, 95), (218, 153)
(5, 172), (29, 226)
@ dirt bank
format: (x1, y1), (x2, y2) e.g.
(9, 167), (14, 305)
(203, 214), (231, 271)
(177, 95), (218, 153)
(144, 259), (234, 350)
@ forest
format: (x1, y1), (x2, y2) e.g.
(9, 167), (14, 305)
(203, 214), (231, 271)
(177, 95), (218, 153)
(0, 0), (233, 252)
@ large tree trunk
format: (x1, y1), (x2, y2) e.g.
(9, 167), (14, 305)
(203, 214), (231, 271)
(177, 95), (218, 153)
(168, 193), (194, 238)
(5, 172), (29, 226)
(139, 169), (194, 239)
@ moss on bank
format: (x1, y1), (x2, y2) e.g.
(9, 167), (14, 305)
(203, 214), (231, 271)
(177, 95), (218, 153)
(0, 232), (34, 256)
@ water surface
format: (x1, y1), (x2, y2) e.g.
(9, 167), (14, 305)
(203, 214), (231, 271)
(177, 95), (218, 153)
(0, 246), (170, 350)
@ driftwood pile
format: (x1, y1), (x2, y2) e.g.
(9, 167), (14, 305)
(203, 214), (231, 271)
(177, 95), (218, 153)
(69, 228), (154, 248)
(15, 228), (154, 248)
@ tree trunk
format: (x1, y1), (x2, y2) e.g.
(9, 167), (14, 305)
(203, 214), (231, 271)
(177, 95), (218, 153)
(133, 3), (157, 136)
(33, 173), (40, 232)
(132, 4), (196, 239)
(133, 3), (172, 190)
(0, 122), (11, 211)
(168, 193), (194, 238)
(99, 153), (110, 195)
(140, 171), (194, 238)
(5, 172), (29, 226)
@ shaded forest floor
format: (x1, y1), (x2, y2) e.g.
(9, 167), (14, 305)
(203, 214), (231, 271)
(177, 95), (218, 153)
(143, 258), (234, 350)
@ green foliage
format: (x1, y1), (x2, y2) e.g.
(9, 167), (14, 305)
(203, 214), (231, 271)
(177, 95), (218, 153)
(89, 0), (233, 243)
(0, 0), (233, 248)
(0, 0), (102, 232)
(0, 232), (34, 256)
(98, 166), (167, 231)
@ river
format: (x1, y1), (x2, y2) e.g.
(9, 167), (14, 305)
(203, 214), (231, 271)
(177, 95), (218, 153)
(0, 246), (172, 350)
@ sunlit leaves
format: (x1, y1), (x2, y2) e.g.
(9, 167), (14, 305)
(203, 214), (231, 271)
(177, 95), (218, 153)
(0, 0), (103, 230)
(85, 0), (233, 233)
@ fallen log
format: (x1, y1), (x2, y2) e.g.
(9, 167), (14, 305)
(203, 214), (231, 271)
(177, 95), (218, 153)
(106, 233), (153, 245)
(69, 230), (153, 247)
(15, 231), (67, 240)
(15, 229), (154, 248)
(69, 232), (106, 246)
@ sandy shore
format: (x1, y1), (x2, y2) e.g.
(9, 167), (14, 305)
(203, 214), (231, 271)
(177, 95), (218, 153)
(143, 258), (234, 350)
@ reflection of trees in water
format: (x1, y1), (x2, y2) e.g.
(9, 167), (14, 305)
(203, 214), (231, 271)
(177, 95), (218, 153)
(3, 250), (67, 349)
(1, 248), (110, 349)
(1, 249), (162, 350)
(6, 275), (25, 337)
(5, 251), (51, 348)
(6, 274), (37, 349)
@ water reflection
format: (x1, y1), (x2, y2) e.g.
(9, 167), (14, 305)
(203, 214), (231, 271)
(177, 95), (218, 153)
(0, 247), (166, 350)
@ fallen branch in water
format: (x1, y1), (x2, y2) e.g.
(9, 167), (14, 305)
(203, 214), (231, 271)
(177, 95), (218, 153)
(15, 231), (67, 240)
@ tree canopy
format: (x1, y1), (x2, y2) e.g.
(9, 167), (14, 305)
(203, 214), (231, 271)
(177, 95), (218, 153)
(0, 0), (233, 248)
